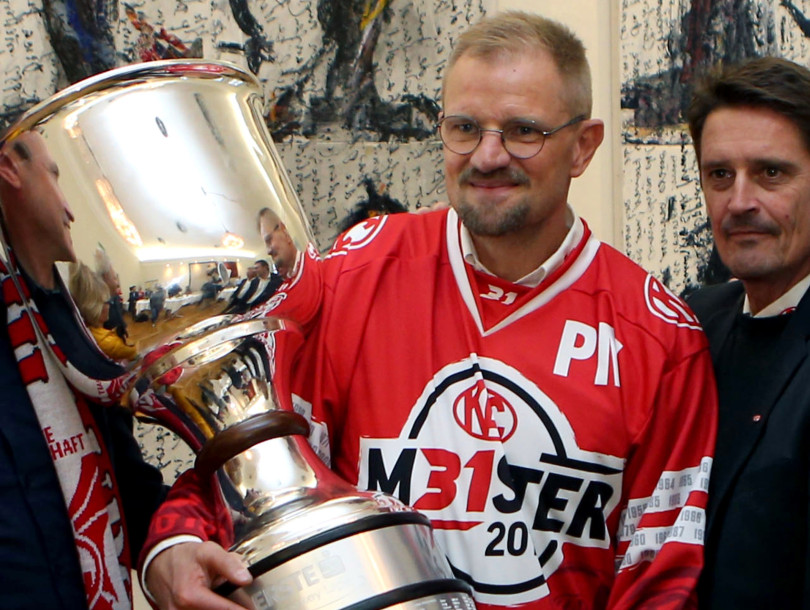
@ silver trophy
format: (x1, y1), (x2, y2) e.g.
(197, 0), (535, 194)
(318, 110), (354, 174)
(2, 60), (475, 609)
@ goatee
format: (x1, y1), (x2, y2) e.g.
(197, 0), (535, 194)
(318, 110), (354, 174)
(455, 198), (529, 236)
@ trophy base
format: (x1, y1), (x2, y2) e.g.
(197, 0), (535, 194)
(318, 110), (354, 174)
(225, 514), (475, 610)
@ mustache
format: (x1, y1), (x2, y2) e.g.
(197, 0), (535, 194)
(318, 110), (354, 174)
(458, 166), (530, 186)
(720, 214), (779, 236)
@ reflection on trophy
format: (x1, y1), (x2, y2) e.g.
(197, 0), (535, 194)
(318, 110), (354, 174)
(2, 60), (475, 609)
(137, 316), (475, 609)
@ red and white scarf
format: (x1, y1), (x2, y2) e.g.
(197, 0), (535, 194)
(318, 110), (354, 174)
(0, 249), (134, 609)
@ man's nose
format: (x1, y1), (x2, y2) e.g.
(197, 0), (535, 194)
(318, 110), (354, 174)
(63, 200), (75, 223)
(470, 130), (511, 171)
(727, 175), (759, 214)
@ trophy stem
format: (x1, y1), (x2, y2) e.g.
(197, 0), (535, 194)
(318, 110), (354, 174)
(195, 410), (310, 478)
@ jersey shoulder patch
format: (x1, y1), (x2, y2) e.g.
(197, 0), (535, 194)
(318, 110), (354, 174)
(328, 216), (389, 257)
(644, 275), (702, 331)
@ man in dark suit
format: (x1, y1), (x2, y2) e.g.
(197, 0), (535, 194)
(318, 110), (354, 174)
(222, 264), (256, 313)
(96, 250), (129, 339)
(223, 259), (280, 314)
(685, 57), (810, 608)
(242, 259), (281, 309)
(0, 129), (166, 608)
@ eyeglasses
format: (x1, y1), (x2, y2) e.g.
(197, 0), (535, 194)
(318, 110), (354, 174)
(437, 114), (586, 159)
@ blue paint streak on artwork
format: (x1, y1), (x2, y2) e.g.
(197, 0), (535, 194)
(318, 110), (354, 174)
(65, 0), (100, 65)
(41, 0), (117, 83)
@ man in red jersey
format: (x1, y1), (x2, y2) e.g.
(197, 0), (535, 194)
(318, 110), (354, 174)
(142, 11), (717, 609)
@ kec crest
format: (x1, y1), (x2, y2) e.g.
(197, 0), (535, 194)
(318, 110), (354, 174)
(358, 357), (624, 606)
(644, 275), (702, 330)
(329, 216), (388, 256)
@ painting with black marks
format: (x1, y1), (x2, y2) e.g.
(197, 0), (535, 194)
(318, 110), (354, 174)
(218, 0), (274, 74)
(268, 0), (441, 141)
(336, 178), (408, 234)
(124, 5), (202, 62)
(623, 0), (777, 131)
(620, 0), (810, 295)
(0, 0), (490, 480)
(0, 1), (61, 126)
(40, 0), (118, 83)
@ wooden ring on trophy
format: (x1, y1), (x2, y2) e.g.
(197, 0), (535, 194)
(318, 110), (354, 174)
(195, 410), (310, 478)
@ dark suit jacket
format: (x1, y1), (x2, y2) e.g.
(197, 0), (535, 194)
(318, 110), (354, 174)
(223, 277), (258, 314)
(103, 293), (128, 338)
(245, 273), (282, 309)
(228, 278), (249, 304)
(687, 281), (810, 608)
(225, 274), (282, 314)
(0, 283), (166, 608)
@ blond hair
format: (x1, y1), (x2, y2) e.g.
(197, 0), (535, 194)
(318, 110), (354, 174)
(69, 261), (110, 327)
(443, 11), (593, 117)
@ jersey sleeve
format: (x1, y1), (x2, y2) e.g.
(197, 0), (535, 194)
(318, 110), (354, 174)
(137, 468), (234, 570)
(607, 344), (717, 609)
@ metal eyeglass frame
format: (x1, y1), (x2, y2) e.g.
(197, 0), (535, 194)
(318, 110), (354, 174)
(437, 114), (587, 159)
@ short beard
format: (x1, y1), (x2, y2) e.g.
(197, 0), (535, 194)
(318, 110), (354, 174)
(454, 197), (529, 237)
(453, 166), (530, 236)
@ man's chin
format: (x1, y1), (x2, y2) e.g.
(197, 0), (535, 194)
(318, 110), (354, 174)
(723, 255), (779, 281)
(455, 201), (526, 237)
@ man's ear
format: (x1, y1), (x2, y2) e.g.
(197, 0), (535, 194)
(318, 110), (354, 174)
(570, 119), (604, 178)
(0, 151), (21, 188)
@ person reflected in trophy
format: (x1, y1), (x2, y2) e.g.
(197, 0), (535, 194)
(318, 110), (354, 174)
(230, 206), (324, 330)
(222, 259), (281, 315)
(96, 248), (129, 340)
(222, 263), (256, 314)
(69, 260), (139, 364)
(258, 207), (300, 280)
(0, 129), (167, 608)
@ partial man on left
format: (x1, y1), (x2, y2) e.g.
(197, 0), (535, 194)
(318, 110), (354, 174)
(0, 129), (167, 609)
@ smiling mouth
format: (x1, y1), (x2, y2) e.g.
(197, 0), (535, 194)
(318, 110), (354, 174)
(469, 181), (516, 189)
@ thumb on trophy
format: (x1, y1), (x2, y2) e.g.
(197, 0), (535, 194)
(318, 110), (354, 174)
(143, 541), (252, 610)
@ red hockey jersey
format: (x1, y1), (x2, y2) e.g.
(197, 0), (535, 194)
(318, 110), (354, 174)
(290, 209), (717, 609)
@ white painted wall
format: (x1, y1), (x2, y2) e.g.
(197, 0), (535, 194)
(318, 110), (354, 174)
(496, 1), (620, 245)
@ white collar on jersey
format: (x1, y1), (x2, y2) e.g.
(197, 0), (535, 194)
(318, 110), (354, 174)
(743, 271), (810, 318)
(459, 204), (583, 288)
(448, 206), (600, 336)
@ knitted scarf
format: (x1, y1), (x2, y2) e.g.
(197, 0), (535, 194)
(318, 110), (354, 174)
(0, 248), (134, 609)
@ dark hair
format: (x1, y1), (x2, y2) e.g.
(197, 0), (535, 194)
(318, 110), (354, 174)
(337, 179), (408, 234)
(256, 206), (280, 232)
(255, 259), (270, 270)
(688, 56), (810, 161)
